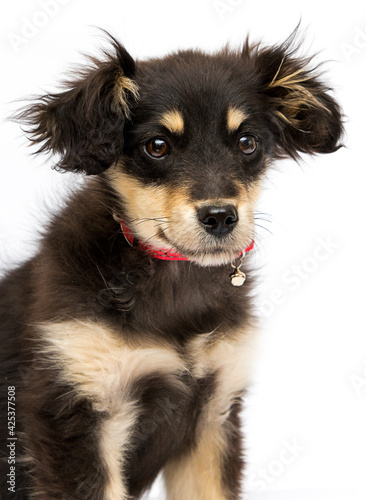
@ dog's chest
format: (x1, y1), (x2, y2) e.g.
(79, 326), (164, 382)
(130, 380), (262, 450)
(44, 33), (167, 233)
(39, 320), (257, 420)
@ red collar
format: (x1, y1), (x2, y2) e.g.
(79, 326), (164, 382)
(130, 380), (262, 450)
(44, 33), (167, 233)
(120, 218), (254, 262)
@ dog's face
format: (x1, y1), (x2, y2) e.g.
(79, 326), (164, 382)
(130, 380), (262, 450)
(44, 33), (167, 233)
(108, 51), (272, 265)
(19, 34), (343, 266)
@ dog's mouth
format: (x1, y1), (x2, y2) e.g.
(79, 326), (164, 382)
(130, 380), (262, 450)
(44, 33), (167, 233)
(148, 228), (252, 267)
(125, 207), (254, 267)
(167, 240), (249, 266)
(160, 207), (254, 266)
(122, 217), (250, 266)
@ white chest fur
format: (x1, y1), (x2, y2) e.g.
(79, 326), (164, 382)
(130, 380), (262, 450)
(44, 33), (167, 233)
(185, 327), (258, 424)
(38, 320), (258, 414)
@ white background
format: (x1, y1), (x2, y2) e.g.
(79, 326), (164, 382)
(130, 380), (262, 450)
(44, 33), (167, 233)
(1, 1), (365, 499)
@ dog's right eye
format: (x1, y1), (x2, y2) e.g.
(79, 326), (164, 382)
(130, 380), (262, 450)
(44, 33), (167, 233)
(144, 138), (171, 159)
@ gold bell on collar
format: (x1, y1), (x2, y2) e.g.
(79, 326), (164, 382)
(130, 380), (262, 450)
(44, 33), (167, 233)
(229, 250), (249, 287)
(230, 268), (247, 287)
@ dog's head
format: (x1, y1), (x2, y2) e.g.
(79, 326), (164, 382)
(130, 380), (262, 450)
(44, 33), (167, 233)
(19, 32), (343, 266)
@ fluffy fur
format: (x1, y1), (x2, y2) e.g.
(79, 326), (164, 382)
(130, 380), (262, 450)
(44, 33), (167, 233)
(0, 30), (343, 499)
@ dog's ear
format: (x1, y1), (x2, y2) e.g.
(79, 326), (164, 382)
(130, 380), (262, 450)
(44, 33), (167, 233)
(16, 35), (139, 175)
(243, 34), (344, 159)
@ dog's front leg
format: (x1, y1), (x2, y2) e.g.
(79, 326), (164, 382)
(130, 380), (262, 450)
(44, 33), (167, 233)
(164, 399), (244, 500)
(22, 320), (189, 499)
(22, 397), (135, 500)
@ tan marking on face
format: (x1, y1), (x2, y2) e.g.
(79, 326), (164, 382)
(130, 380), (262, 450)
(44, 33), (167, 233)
(107, 166), (264, 266)
(227, 106), (247, 132)
(108, 166), (202, 253)
(244, 177), (263, 206)
(160, 109), (185, 135)
(107, 166), (177, 247)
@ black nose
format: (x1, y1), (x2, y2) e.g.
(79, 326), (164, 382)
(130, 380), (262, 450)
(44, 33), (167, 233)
(197, 205), (238, 238)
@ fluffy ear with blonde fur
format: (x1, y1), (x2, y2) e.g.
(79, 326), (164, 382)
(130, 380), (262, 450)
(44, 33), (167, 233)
(244, 33), (344, 158)
(15, 35), (139, 175)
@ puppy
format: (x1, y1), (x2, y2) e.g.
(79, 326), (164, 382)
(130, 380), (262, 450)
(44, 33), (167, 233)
(0, 32), (343, 499)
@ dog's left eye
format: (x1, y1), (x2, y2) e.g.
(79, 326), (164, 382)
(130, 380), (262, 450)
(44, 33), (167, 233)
(238, 134), (257, 155)
(144, 138), (171, 159)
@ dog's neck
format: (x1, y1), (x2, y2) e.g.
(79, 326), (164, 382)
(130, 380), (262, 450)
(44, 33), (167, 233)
(120, 218), (189, 261)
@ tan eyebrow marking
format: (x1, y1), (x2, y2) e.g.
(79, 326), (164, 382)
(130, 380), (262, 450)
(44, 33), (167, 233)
(160, 109), (185, 135)
(227, 106), (247, 132)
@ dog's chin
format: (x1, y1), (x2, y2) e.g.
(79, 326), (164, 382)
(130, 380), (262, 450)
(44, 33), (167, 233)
(134, 230), (248, 268)
(187, 251), (239, 267)
(162, 226), (253, 267)
(169, 241), (244, 267)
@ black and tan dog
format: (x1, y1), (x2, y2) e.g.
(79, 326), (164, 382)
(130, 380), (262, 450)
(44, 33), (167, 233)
(0, 31), (342, 499)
